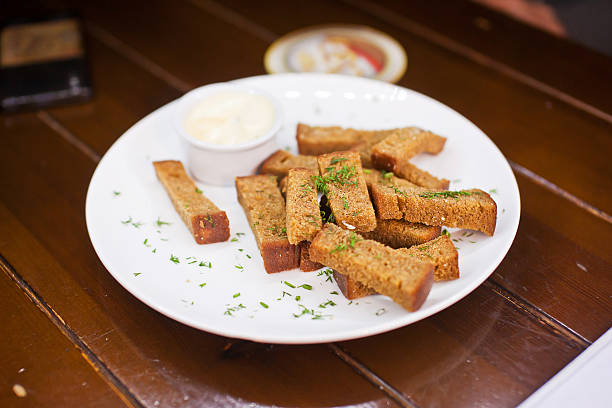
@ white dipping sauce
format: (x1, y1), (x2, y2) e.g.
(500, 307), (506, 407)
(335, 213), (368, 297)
(184, 91), (275, 145)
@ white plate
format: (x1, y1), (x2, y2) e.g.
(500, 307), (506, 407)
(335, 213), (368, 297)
(86, 73), (520, 344)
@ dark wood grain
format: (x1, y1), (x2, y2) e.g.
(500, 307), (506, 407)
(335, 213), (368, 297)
(348, 0), (612, 116)
(338, 285), (585, 408)
(0, 264), (129, 408)
(215, 0), (612, 215)
(0, 115), (394, 407)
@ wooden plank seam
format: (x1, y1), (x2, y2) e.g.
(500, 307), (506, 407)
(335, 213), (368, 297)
(342, 0), (612, 125)
(0, 255), (144, 408)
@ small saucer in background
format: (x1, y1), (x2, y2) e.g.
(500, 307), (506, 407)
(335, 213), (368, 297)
(264, 25), (407, 83)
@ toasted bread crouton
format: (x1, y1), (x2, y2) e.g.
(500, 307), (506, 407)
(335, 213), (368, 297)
(235, 175), (300, 273)
(371, 128), (446, 167)
(296, 123), (397, 167)
(371, 184), (497, 235)
(286, 168), (322, 244)
(153, 160), (229, 244)
(309, 224), (433, 311)
(398, 235), (459, 281)
(393, 160), (450, 190)
(299, 242), (324, 272)
(317, 151), (377, 232)
(360, 219), (441, 249)
(333, 270), (376, 299)
(362, 168), (419, 193)
(260, 149), (319, 177)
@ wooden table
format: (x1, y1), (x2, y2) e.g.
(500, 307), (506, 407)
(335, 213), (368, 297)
(2, 1), (611, 407)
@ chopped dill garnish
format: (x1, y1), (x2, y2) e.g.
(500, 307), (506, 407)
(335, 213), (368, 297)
(489, 188), (498, 194)
(199, 283), (207, 287)
(319, 300), (336, 308)
(298, 284), (312, 290)
(284, 281), (296, 288)
(234, 264), (244, 270)
(330, 243), (347, 254)
(170, 255), (180, 264)
(230, 238), (239, 242)
(282, 291), (292, 297)
(133, 273), (142, 277)
(381, 170), (394, 179)
(330, 291), (338, 295)
(419, 191), (472, 199)
(233, 293), (240, 298)
(224, 303), (246, 316)
(260, 301), (269, 309)
(442, 229), (451, 237)
(195, 187), (203, 194)
(156, 217), (171, 227)
(246, 254), (251, 259)
(330, 157), (348, 165)
(295, 295), (301, 301)
(317, 269), (334, 282)
(113, 191), (121, 196)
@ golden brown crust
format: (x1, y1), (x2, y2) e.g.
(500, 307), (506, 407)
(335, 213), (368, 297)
(235, 175), (300, 273)
(371, 127), (446, 166)
(333, 270), (376, 299)
(260, 240), (301, 274)
(153, 160), (229, 244)
(296, 123), (397, 166)
(299, 241), (324, 272)
(393, 161), (450, 190)
(317, 151), (377, 232)
(309, 224), (433, 311)
(285, 168), (322, 244)
(260, 149), (319, 177)
(371, 184), (497, 235)
(360, 219), (441, 249)
(399, 235), (459, 281)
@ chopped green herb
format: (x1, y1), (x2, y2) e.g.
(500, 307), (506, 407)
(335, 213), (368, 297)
(133, 273), (142, 277)
(143, 238), (150, 247)
(246, 254), (251, 259)
(442, 229), (451, 237)
(330, 243), (347, 254)
(238, 248), (244, 252)
(363, 169), (371, 174)
(317, 269), (334, 282)
(319, 300), (336, 308)
(230, 238), (239, 242)
(234, 264), (244, 270)
(170, 254), (180, 264)
(199, 283), (207, 287)
(381, 170), (394, 179)
(236, 232), (245, 237)
(121, 216), (132, 224)
(260, 301), (269, 309)
(284, 281), (296, 288)
(188, 260), (197, 264)
(152, 248), (157, 253)
(113, 191), (121, 196)
(156, 217), (171, 227)
(224, 303), (246, 316)
(349, 231), (362, 248)
(330, 291), (339, 295)
(195, 187), (203, 194)
(233, 293), (240, 298)
(282, 291), (292, 297)
(330, 157), (348, 165)
(489, 188), (498, 194)
(295, 295), (301, 301)
(205, 214), (216, 227)
(419, 191), (472, 199)
(298, 284), (312, 290)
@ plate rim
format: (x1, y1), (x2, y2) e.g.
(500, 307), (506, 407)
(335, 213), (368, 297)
(85, 73), (521, 344)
